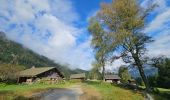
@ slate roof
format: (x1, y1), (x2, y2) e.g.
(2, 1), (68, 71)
(19, 67), (56, 77)
(105, 75), (121, 80)
(70, 73), (86, 79)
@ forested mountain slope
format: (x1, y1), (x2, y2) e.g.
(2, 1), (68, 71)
(0, 32), (59, 67)
(0, 31), (81, 78)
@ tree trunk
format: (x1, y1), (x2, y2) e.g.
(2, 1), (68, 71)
(132, 54), (150, 91)
(102, 65), (105, 81)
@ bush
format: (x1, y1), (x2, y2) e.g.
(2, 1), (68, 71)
(0, 63), (24, 83)
(153, 88), (160, 94)
(148, 76), (158, 87)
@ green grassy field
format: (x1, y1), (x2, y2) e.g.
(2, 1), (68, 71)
(83, 81), (144, 100)
(0, 82), (73, 100)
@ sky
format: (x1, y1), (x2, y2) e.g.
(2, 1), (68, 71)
(0, 0), (170, 70)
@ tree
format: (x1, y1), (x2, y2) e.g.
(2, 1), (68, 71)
(0, 53), (24, 83)
(135, 77), (144, 86)
(89, 0), (156, 91)
(118, 65), (131, 83)
(88, 19), (110, 80)
(88, 66), (102, 80)
(0, 63), (24, 83)
(152, 57), (170, 88)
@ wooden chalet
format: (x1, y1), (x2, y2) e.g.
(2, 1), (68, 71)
(105, 75), (121, 84)
(18, 67), (64, 83)
(70, 73), (86, 81)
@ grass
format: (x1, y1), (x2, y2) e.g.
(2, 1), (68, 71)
(158, 88), (170, 92)
(83, 81), (144, 100)
(0, 81), (73, 100)
(1, 80), (169, 100)
(152, 88), (170, 100)
(139, 86), (170, 100)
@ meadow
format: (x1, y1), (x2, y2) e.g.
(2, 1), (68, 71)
(83, 81), (144, 100)
(0, 81), (170, 100)
(83, 81), (170, 100)
(0, 82), (73, 100)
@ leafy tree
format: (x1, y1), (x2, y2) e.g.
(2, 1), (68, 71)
(148, 75), (158, 87)
(88, 20), (110, 80)
(118, 65), (131, 83)
(0, 63), (24, 83)
(88, 67), (102, 80)
(152, 57), (170, 88)
(88, 0), (156, 91)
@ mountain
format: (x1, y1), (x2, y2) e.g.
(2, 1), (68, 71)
(0, 31), (82, 78)
(0, 32), (58, 67)
(129, 67), (158, 78)
(71, 68), (88, 74)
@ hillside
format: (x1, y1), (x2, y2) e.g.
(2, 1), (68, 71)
(129, 67), (157, 78)
(0, 31), (84, 78)
(0, 32), (52, 66)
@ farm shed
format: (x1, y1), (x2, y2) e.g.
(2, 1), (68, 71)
(70, 73), (86, 81)
(105, 75), (121, 84)
(18, 67), (64, 83)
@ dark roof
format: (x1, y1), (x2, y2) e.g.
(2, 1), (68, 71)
(105, 75), (121, 80)
(128, 79), (136, 82)
(19, 67), (63, 77)
(70, 73), (86, 79)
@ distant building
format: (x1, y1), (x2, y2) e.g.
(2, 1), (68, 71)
(128, 79), (136, 85)
(18, 67), (64, 83)
(70, 73), (86, 81)
(105, 75), (121, 84)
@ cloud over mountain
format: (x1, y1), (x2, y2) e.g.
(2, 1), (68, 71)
(0, 0), (93, 69)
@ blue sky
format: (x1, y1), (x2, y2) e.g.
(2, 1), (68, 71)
(0, 0), (170, 70)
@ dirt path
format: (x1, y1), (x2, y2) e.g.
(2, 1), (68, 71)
(80, 84), (102, 100)
(32, 85), (83, 100)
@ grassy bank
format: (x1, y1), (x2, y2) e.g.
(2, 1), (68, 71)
(151, 88), (170, 100)
(0, 81), (73, 100)
(139, 86), (170, 100)
(83, 81), (144, 100)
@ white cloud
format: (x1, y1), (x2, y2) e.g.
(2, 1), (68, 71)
(144, 8), (170, 33)
(141, 0), (170, 57)
(142, 0), (170, 34)
(141, 0), (167, 11)
(148, 29), (170, 57)
(49, 0), (79, 23)
(0, 0), (93, 69)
